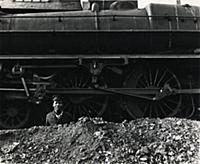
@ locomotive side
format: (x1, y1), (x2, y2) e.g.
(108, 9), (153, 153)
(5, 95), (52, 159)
(1, 3), (200, 54)
(0, 1), (199, 129)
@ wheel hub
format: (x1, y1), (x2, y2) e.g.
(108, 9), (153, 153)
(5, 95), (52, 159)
(7, 107), (18, 117)
(69, 96), (91, 104)
(0, 100), (31, 129)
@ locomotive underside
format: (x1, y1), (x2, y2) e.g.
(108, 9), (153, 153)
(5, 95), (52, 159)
(0, 1), (200, 129)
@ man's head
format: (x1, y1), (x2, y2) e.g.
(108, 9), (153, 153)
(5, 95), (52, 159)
(52, 96), (63, 114)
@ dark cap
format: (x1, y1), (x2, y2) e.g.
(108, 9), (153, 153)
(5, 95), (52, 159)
(52, 95), (63, 103)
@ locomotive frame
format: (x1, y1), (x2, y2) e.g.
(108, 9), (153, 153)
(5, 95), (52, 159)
(0, 1), (200, 129)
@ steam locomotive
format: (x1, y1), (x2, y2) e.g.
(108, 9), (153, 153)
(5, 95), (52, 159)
(0, 0), (199, 129)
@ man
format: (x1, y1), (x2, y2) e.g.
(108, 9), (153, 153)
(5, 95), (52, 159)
(46, 96), (74, 126)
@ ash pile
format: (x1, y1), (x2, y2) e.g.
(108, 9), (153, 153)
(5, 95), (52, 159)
(0, 117), (200, 164)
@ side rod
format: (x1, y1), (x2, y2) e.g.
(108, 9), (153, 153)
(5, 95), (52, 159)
(0, 87), (199, 100)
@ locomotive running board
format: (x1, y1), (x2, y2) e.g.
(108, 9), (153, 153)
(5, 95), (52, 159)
(0, 54), (200, 59)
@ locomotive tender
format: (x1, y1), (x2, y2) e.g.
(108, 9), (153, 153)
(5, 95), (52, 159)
(0, 0), (199, 129)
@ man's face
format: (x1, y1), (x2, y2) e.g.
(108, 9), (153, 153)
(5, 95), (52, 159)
(53, 101), (63, 114)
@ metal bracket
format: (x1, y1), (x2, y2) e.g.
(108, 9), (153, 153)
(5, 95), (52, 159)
(21, 77), (30, 97)
(31, 74), (53, 104)
(12, 64), (24, 75)
(154, 84), (173, 100)
(90, 61), (104, 84)
(31, 83), (48, 104)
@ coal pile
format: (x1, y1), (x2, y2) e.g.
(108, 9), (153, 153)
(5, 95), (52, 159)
(0, 117), (200, 164)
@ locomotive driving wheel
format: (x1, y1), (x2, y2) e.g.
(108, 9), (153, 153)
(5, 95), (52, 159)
(0, 100), (31, 129)
(122, 66), (182, 118)
(59, 69), (109, 119)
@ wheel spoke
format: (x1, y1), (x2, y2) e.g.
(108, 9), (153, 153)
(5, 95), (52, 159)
(163, 102), (174, 112)
(156, 70), (167, 87)
(143, 74), (150, 87)
(0, 113), (7, 118)
(88, 99), (102, 106)
(157, 103), (167, 116)
(149, 104), (152, 117)
(75, 76), (78, 88)
(65, 80), (70, 88)
(71, 106), (76, 119)
(91, 108), (98, 115)
(82, 105), (88, 115)
(3, 117), (10, 125)
(149, 70), (153, 86)
(18, 112), (26, 117)
(78, 77), (83, 87)
(64, 102), (70, 112)
(76, 105), (82, 115)
(138, 80), (146, 88)
(81, 79), (89, 88)
(68, 104), (74, 113)
(153, 69), (159, 86)
(166, 99), (179, 105)
(11, 119), (15, 127)
(70, 80), (74, 88)
(16, 116), (22, 124)
(88, 103), (96, 112)
(154, 103), (159, 117)
(143, 104), (149, 117)
(164, 76), (175, 85)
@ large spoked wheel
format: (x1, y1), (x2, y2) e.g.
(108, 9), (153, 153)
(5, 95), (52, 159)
(60, 69), (109, 119)
(122, 66), (182, 118)
(0, 100), (31, 129)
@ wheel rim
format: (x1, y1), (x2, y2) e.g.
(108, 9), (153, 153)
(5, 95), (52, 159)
(0, 100), (30, 129)
(60, 70), (108, 119)
(122, 67), (182, 118)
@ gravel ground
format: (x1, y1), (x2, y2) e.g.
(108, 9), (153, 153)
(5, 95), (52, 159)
(0, 117), (200, 164)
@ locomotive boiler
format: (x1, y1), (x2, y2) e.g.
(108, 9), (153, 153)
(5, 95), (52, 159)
(0, 0), (199, 129)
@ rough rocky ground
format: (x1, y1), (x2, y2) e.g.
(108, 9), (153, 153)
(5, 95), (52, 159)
(0, 117), (200, 164)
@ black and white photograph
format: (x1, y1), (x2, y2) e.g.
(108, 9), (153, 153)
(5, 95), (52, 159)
(0, 0), (200, 163)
